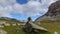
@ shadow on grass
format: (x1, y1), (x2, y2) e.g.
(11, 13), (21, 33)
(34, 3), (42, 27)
(22, 28), (51, 34)
(38, 30), (51, 34)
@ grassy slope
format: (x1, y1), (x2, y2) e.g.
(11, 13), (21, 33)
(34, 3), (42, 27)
(0, 19), (26, 34)
(39, 20), (60, 34)
(2, 25), (26, 34)
(0, 18), (49, 34)
(0, 18), (60, 34)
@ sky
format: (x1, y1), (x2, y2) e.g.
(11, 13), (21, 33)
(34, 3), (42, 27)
(0, 0), (57, 21)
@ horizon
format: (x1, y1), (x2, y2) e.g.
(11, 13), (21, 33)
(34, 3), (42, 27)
(0, 0), (57, 21)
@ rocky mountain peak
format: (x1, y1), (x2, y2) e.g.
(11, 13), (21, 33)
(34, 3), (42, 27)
(35, 0), (60, 22)
(45, 0), (60, 17)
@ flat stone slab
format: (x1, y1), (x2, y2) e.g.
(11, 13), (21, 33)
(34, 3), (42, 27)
(30, 23), (48, 31)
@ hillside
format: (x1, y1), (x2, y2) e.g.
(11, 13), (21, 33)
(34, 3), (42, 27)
(0, 0), (60, 34)
(35, 0), (60, 22)
(34, 0), (60, 34)
(39, 20), (60, 34)
(0, 17), (50, 34)
(0, 17), (26, 34)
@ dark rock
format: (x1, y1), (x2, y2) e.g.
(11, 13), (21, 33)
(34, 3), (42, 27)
(45, 0), (60, 17)
(35, 0), (60, 22)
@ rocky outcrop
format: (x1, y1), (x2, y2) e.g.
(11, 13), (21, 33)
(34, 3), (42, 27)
(35, 0), (60, 22)
(45, 0), (60, 17)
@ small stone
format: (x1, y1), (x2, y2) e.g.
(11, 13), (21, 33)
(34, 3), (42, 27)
(54, 31), (58, 34)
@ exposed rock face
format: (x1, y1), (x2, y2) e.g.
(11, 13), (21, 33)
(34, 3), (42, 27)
(45, 0), (60, 16)
(35, 0), (60, 22)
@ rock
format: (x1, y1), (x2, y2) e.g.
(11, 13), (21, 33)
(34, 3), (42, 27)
(35, 0), (60, 22)
(30, 23), (48, 31)
(54, 31), (58, 34)
(45, 0), (60, 17)
(4, 23), (10, 26)
(0, 21), (6, 25)
(12, 23), (21, 26)
(0, 25), (4, 28)
(12, 23), (16, 26)
(0, 29), (7, 34)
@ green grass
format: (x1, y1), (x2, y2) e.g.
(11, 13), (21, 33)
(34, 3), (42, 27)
(1, 25), (50, 34)
(0, 19), (60, 34)
(0, 20), (49, 34)
(39, 20), (60, 34)
(0, 19), (26, 34)
(1, 25), (26, 34)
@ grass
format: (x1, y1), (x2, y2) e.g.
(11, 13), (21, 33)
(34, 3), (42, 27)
(0, 19), (60, 34)
(0, 19), (26, 34)
(1, 25), (26, 34)
(0, 20), (49, 34)
(39, 20), (60, 34)
(1, 25), (50, 34)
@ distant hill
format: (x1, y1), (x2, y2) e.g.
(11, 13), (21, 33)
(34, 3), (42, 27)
(0, 17), (22, 22)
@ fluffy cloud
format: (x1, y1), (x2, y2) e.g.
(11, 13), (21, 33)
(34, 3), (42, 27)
(13, 0), (57, 16)
(0, 0), (16, 17)
(12, 1), (42, 16)
(0, 0), (16, 6)
(0, 0), (57, 17)
(0, 4), (12, 17)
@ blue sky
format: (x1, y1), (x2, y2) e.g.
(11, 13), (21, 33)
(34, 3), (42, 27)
(11, 12), (40, 21)
(17, 0), (28, 4)
(0, 0), (57, 21)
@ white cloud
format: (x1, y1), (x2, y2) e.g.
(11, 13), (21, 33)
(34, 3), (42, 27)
(0, 0), (16, 6)
(0, 0), (57, 17)
(13, 3), (24, 14)
(14, 0), (57, 16)
(0, 5), (12, 17)
(0, 0), (16, 17)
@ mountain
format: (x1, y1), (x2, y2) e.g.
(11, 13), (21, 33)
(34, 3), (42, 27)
(0, 17), (18, 21)
(34, 0), (60, 34)
(35, 0), (60, 22)
(0, 17), (24, 24)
